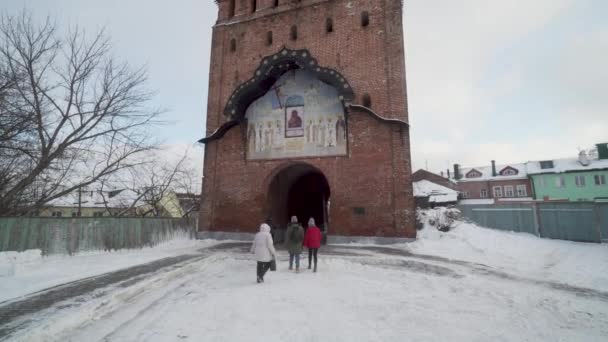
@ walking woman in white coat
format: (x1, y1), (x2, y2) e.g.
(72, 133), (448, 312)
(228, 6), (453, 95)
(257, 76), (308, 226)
(251, 223), (277, 283)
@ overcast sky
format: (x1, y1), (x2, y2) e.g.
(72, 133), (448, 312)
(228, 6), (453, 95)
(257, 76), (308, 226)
(2, 0), (607, 176)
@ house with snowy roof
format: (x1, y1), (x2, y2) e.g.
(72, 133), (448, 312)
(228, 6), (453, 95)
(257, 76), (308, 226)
(525, 143), (608, 202)
(412, 179), (458, 208)
(450, 161), (533, 203)
(38, 188), (140, 217)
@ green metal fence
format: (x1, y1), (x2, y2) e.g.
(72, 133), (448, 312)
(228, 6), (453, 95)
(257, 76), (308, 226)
(0, 217), (197, 255)
(598, 203), (608, 243)
(458, 202), (605, 243)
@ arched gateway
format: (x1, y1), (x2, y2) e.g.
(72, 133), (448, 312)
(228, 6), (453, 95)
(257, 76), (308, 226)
(267, 163), (330, 241)
(198, 0), (416, 242)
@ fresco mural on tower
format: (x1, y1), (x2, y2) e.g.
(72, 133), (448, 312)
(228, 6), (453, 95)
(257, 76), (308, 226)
(246, 69), (347, 160)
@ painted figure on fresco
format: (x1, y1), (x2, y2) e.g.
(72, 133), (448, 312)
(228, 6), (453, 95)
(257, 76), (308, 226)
(327, 117), (336, 147)
(248, 124), (256, 155)
(274, 120), (282, 148)
(306, 120), (312, 143)
(318, 118), (326, 147)
(288, 110), (302, 129)
(336, 117), (346, 147)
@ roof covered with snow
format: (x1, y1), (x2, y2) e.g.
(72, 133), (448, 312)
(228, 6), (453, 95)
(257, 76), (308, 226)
(413, 180), (458, 203)
(453, 163), (528, 182)
(525, 157), (608, 175)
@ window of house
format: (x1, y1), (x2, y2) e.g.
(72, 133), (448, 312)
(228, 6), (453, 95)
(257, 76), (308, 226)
(266, 31), (273, 46)
(538, 177), (547, 188)
(93, 212), (104, 217)
(540, 160), (554, 169)
(52, 211), (63, 217)
(480, 189), (488, 198)
(462, 191), (470, 199)
(516, 184), (527, 197)
(493, 186), (503, 198)
(575, 175), (586, 187)
(504, 185), (514, 197)
(555, 176), (566, 188)
(466, 169), (482, 178)
(72, 212), (77, 217)
(594, 175), (606, 185)
(361, 11), (370, 27)
(500, 167), (518, 176)
(326, 18), (333, 33)
(290, 25), (298, 41)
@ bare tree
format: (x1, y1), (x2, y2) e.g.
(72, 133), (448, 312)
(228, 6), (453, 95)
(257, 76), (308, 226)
(0, 12), (161, 215)
(173, 162), (201, 218)
(123, 153), (188, 217)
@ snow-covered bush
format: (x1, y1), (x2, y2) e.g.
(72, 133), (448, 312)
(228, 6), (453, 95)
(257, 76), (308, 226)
(417, 207), (461, 232)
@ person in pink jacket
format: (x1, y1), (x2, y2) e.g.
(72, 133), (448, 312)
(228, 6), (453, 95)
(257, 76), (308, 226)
(303, 217), (322, 272)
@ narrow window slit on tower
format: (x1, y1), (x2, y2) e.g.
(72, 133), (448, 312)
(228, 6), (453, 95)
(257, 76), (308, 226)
(230, 38), (236, 52)
(274, 0), (279, 7)
(251, 0), (257, 13)
(229, 0), (235, 17)
(267, 31), (273, 46)
(290, 25), (298, 41)
(326, 18), (333, 33)
(361, 11), (370, 27)
(362, 93), (371, 108)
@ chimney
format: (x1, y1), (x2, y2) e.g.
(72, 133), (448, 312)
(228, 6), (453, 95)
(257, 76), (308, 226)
(447, 169), (451, 179)
(597, 143), (608, 160)
(440, 171), (444, 177)
(453, 164), (461, 180)
(491, 160), (497, 177)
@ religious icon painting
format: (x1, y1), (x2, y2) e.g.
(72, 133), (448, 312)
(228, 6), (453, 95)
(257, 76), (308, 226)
(285, 95), (305, 138)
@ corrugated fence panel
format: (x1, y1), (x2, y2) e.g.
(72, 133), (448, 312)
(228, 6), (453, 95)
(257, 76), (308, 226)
(0, 217), (197, 255)
(459, 202), (605, 243)
(537, 203), (599, 243)
(458, 204), (538, 236)
(597, 203), (608, 242)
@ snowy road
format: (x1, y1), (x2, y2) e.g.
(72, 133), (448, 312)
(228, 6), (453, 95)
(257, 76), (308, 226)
(2, 242), (607, 342)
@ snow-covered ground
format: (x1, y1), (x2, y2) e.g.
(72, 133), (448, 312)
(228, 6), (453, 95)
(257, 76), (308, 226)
(401, 221), (608, 292)
(0, 239), (219, 303)
(9, 248), (608, 341)
(2, 220), (608, 341)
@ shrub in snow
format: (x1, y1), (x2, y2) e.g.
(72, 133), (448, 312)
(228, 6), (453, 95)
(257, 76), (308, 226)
(417, 207), (461, 232)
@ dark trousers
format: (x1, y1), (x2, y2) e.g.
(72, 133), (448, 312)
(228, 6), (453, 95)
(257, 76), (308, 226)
(308, 248), (318, 269)
(257, 261), (271, 279)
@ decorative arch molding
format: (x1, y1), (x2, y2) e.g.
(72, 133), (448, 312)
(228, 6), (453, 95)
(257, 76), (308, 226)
(347, 104), (409, 128)
(224, 47), (355, 120)
(198, 47), (409, 144)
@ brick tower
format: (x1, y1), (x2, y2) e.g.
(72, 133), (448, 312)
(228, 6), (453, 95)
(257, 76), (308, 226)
(199, 0), (415, 242)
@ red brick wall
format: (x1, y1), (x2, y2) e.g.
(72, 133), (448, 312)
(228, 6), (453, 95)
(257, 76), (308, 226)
(200, 0), (415, 238)
(457, 179), (532, 199)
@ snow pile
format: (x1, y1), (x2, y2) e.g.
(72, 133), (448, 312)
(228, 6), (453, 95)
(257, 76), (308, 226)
(417, 207), (461, 232)
(0, 239), (219, 303)
(0, 250), (42, 277)
(406, 215), (608, 291)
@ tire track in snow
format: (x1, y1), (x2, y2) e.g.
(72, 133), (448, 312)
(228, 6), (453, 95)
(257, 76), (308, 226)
(0, 253), (208, 340)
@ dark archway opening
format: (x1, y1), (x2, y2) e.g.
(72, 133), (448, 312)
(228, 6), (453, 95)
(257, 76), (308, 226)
(267, 163), (330, 242)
